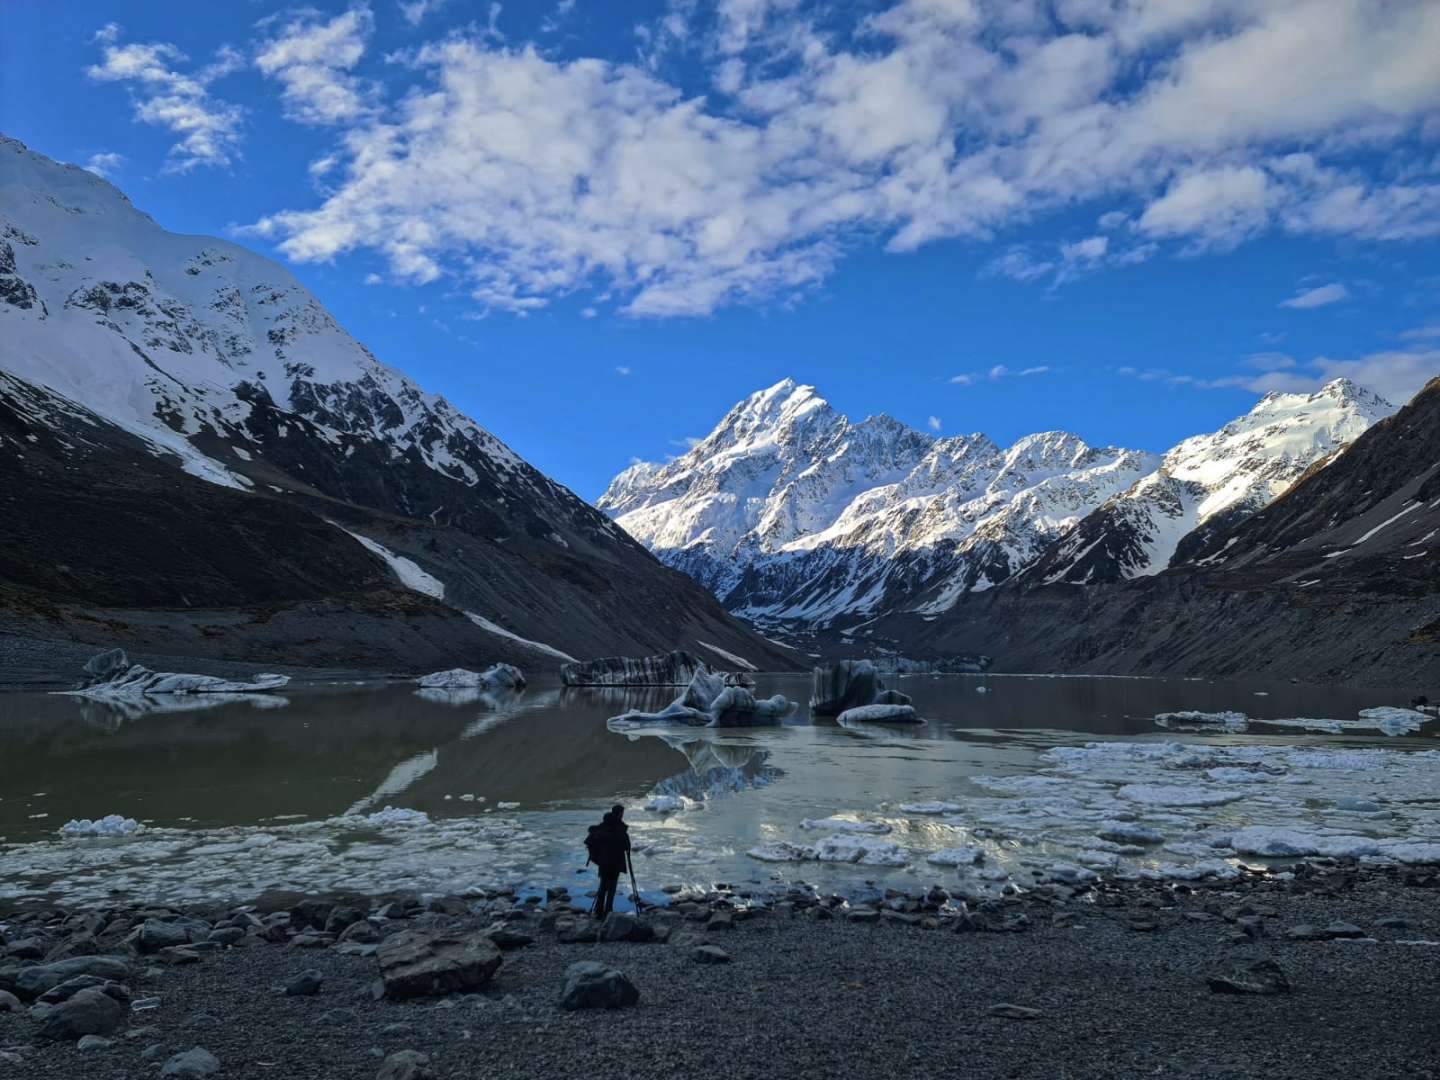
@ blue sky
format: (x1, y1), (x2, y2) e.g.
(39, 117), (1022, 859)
(3, 0), (1439, 499)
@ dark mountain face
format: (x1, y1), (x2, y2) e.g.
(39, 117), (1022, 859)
(0, 137), (794, 681)
(875, 379), (1440, 687)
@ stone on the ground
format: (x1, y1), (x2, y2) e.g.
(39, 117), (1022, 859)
(847, 907), (880, 924)
(0, 990), (21, 1013)
(988, 1003), (1042, 1019)
(484, 924), (534, 950)
(1322, 921), (1365, 939)
(137, 920), (192, 953)
(1207, 958), (1291, 995)
(76, 1035), (113, 1052)
(377, 1049), (437, 1080)
(12, 956), (130, 1000)
(5, 937), (44, 959)
(376, 930), (502, 1000)
(38, 987), (124, 1041)
(161, 1047), (220, 1077)
(706, 911), (734, 932)
(560, 961), (641, 1010)
(285, 969), (323, 996)
(601, 912), (654, 943)
(693, 945), (730, 964)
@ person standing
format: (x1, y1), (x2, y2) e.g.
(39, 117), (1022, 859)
(584, 804), (632, 918)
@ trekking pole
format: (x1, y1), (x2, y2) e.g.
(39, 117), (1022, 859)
(627, 852), (644, 912)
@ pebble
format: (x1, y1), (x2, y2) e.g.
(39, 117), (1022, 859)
(161, 1047), (220, 1077)
(285, 969), (324, 996)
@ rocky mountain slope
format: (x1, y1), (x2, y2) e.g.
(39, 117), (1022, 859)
(601, 376), (1390, 632)
(880, 377), (1440, 685)
(601, 380), (1159, 628)
(0, 135), (792, 681)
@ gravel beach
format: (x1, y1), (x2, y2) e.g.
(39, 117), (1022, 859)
(2, 862), (1438, 1080)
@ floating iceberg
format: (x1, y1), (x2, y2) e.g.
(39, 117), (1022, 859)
(809, 660), (913, 718)
(745, 833), (908, 866)
(1118, 784), (1246, 807)
(60, 815), (142, 837)
(609, 668), (796, 728)
(358, 806), (430, 828)
(415, 664), (525, 691)
(644, 795), (697, 813)
(69, 649), (290, 700)
(1153, 710), (1248, 732)
(562, 650), (713, 687)
(838, 703), (920, 724)
(800, 817), (891, 834)
(899, 801), (963, 815)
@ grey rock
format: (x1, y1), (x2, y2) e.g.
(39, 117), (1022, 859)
(141, 1044), (168, 1062)
(377, 930), (503, 1000)
(881, 910), (922, 927)
(376, 1049), (436, 1080)
(0, 989), (21, 1013)
(692, 945), (730, 964)
(207, 928), (244, 947)
(554, 916), (598, 944)
(285, 969), (324, 997)
(560, 961), (640, 1011)
(38, 987), (124, 1041)
(706, 911), (735, 931)
(339, 920), (381, 945)
(325, 905), (368, 934)
(137, 920), (191, 953)
(600, 912), (653, 943)
(82, 647), (129, 684)
(1207, 958), (1291, 996)
(1375, 916), (1410, 930)
(39, 975), (128, 1005)
(13, 956), (129, 1000)
(484, 925), (535, 950)
(161, 1047), (220, 1077)
(76, 1035), (113, 1052)
(847, 907), (880, 924)
(289, 899), (335, 931)
(5, 937), (44, 960)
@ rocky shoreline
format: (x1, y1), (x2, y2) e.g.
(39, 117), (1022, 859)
(3, 861), (1438, 1079)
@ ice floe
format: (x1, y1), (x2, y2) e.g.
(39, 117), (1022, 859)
(415, 665), (526, 691)
(1153, 706), (1432, 737)
(925, 846), (984, 866)
(645, 795), (697, 813)
(746, 833), (909, 867)
(69, 653), (290, 701)
(837, 703), (920, 724)
(59, 815), (142, 837)
(898, 801), (963, 815)
(800, 817), (892, 834)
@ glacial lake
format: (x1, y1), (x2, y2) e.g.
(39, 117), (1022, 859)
(2, 674), (1438, 910)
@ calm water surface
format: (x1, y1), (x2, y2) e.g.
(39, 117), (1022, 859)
(1, 674), (1436, 907)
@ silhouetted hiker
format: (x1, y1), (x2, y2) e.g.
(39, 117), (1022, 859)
(584, 804), (631, 919)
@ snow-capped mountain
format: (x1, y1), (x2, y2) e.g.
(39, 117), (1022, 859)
(0, 135), (791, 674)
(1027, 379), (1393, 585)
(599, 379), (1159, 627)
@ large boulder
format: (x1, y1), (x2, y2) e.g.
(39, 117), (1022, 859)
(12, 957), (130, 1000)
(559, 962), (640, 1010)
(38, 988), (124, 1041)
(377, 1050), (436, 1080)
(376, 931), (502, 1000)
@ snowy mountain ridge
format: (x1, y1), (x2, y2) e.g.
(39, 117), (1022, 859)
(600, 377), (1393, 629)
(0, 134), (554, 513)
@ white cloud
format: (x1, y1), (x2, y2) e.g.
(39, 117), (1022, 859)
(1017, 365), (1051, 376)
(83, 152), (125, 178)
(1399, 323), (1440, 342)
(1137, 166), (1273, 248)
(615, 365), (633, 375)
(86, 25), (243, 171)
(1279, 282), (1349, 309)
(249, 0), (1440, 315)
(398, 0), (447, 26)
(1122, 350), (1437, 404)
(949, 373), (975, 386)
(255, 7), (375, 126)
(927, 415), (941, 431)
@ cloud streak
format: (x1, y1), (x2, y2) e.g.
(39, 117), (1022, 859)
(246, 0), (1440, 315)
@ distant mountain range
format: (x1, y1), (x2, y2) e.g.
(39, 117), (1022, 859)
(602, 376), (1392, 628)
(0, 135), (791, 681)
